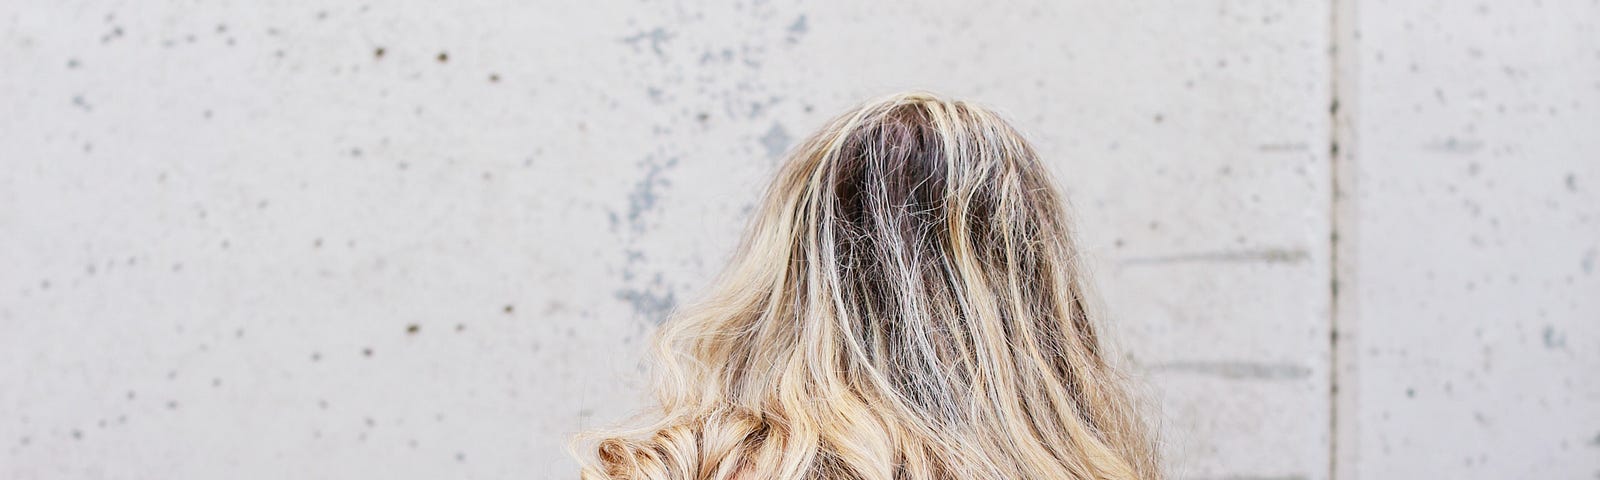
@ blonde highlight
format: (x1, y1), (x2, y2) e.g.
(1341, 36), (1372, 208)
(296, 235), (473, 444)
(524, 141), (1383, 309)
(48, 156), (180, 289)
(574, 92), (1159, 480)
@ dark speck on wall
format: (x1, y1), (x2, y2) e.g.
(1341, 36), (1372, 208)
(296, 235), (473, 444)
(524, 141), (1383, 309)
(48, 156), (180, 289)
(374, 47), (386, 59)
(503, 304), (515, 314)
(406, 324), (420, 335)
(489, 73), (500, 83)
(436, 52), (449, 63)
(362, 347), (373, 357)
(1542, 325), (1566, 349)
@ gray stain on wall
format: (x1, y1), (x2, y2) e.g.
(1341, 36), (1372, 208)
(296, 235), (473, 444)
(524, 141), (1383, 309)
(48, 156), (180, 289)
(614, 287), (677, 325)
(622, 28), (674, 59)
(1147, 361), (1313, 381)
(1120, 248), (1310, 266)
(618, 157), (680, 233)
(760, 123), (790, 160)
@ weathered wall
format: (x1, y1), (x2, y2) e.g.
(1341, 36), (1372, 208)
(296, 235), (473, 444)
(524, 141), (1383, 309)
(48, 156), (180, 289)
(0, 1), (1591, 479)
(1334, 1), (1600, 478)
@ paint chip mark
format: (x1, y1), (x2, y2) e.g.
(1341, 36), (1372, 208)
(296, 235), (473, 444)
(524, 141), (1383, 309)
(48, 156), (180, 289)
(1147, 361), (1312, 381)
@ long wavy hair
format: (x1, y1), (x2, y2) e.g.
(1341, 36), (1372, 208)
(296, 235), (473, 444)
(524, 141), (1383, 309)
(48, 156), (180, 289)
(574, 92), (1159, 480)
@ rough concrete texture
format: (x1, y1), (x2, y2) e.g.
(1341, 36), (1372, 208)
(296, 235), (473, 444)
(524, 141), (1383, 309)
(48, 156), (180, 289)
(0, 1), (1591, 479)
(1334, 1), (1600, 478)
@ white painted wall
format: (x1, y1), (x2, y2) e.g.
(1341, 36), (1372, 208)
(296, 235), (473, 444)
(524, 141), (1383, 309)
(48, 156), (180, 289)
(0, 1), (1591, 479)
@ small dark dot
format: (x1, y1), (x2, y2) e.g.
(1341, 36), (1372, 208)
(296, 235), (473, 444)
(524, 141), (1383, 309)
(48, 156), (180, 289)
(362, 347), (373, 357)
(166, 400), (179, 410)
(311, 352), (321, 362)
(455, 323), (466, 332)
(1406, 388), (1416, 398)
(72, 430), (82, 440)
(503, 304), (515, 314)
(1154, 114), (1164, 123)
(374, 47), (386, 59)
(406, 324), (420, 334)
(436, 52), (449, 63)
(488, 73), (500, 82)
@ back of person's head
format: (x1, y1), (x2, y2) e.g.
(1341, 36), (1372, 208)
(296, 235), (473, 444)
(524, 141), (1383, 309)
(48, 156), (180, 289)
(575, 92), (1159, 480)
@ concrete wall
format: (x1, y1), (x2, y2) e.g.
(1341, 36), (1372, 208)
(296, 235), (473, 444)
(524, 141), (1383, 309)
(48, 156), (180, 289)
(0, 1), (1592, 479)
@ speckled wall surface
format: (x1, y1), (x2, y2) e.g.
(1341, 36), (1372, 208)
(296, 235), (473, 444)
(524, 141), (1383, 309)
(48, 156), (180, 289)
(0, 1), (1593, 479)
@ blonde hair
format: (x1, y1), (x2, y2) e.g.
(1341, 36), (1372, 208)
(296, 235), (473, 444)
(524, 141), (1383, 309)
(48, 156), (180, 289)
(574, 92), (1159, 480)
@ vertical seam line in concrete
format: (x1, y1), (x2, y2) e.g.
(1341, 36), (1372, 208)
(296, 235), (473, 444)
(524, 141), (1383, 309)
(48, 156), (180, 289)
(1327, 0), (1344, 479)
(1327, 0), (1358, 478)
